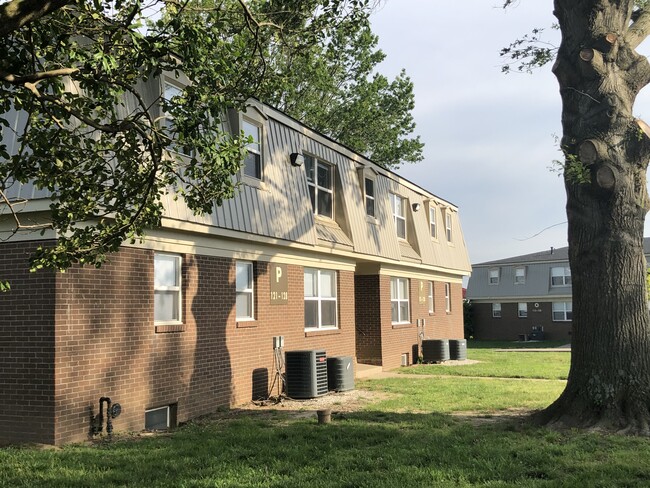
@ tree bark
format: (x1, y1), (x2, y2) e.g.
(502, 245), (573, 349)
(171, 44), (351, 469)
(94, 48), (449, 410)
(536, 0), (650, 434)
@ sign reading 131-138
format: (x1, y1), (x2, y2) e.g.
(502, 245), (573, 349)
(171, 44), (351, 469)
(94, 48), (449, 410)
(270, 263), (288, 304)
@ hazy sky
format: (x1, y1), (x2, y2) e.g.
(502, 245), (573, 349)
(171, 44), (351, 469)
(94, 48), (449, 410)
(370, 1), (650, 264)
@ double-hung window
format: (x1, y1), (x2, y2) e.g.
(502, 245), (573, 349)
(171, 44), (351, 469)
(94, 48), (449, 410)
(428, 281), (434, 313)
(515, 267), (526, 285)
(304, 268), (337, 329)
(391, 277), (410, 324)
(391, 193), (406, 239)
(492, 303), (502, 318)
(429, 205), (437, 238)
(489, 268), (500, 285)
(518, 302), (528, 318)
(235, 261), (254, 321)
(445, 212), (453, 242)
(162, 82), (193, 156)
(551, 266), (572, 287)
(305, 155), (333, 218)
(365, 178), (375, 217)
(242, 118), (262, 179)
(552, 301), (572, 321)
(154, 253), (182, 324)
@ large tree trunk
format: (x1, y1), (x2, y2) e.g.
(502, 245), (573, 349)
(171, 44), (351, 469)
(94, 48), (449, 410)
(537, 0), (650, 434)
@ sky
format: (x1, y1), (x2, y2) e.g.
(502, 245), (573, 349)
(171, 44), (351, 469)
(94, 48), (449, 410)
(370, 0), (650, 265)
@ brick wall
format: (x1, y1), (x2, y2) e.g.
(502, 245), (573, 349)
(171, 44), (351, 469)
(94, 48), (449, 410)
(354, 275), (382, 365)
(472, 302), (572, 341)
(353, 275), (464, 370)
(0, 241), (56, 445)
(4, 245), (357, 445)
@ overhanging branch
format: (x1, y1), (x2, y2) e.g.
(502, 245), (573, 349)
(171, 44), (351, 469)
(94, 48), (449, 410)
(627, 8), (650, 50)
(0, 0), (73, 37)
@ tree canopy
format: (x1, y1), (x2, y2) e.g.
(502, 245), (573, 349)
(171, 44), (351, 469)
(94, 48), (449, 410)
(0, 0), (420, 279)
(264, 16), (423, 167)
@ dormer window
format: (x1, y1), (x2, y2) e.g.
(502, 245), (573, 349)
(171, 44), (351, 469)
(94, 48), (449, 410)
(365, 178), (375, 217)
(445, 211), (453, 242)
(242, 118), (262, 180)
(305, 155), (333, 218)
(391, 193), (406, 239)
(429, 205), (437, 238)
(162, 81), (193, 156)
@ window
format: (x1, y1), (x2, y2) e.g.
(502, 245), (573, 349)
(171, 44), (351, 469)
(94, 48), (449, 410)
(445, 211), (453, 241)
(492, 303), (502, 318)
(145, 406), (170, 431)
(391, 277), (410, 323)
(445, 283), (451, 312)
(242, 118), (262, 179)
(551, 266), (572, 287)
(552, 301), (572, 321)
(304, 268), (337, 329)
(518, 302), (528, 318)
(515, 267), (526, 285)
(428, 281), (434, 313)
(145, 404), (177, 431)
(489, 268), (500, 285)
(154, 253), (182, 324)
(305, 155), (333, 218)
(391, 193), (407, 239)
(365, 177), (375, 217)
(429, 205), (437, 238)
(162, 82), (193, 156)
(235, 261), (254, 320)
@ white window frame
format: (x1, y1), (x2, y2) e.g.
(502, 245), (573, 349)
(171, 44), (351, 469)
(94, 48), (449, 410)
(515, 267), (526, 285)
(242, 117), (263, 180)
(444, 282), (451, 312)
(551, 266), (572, 287)
(391, 277), (410, 324)
(304, 268), (338, 330)
(429, 205), (437, 239)
(162, 81), (193, 157)
(235, 261), (255, 321)
(518, 302), (528, 318)
(145, 406), (170, 431)
(428, 281), (434, 313)
(445, 211), (453, 242)
(391, 193), (407, 239)
(488, 268), (500, 285)
(305, 155), (334, 218)
(552, 301), (573, 321)
(364, 177), (375, 218)
(492, 303), (502, 318)
(154, 253), (182, 325)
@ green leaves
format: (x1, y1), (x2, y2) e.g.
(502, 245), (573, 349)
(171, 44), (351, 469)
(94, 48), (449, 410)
(263, 16), (423, 168)
(1, 0), (377, 271)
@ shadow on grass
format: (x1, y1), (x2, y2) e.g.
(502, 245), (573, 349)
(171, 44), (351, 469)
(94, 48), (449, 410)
(2, 409), (650, 487)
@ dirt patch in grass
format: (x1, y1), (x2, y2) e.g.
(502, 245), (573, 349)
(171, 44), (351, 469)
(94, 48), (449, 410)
(238, 388), (391, 415)
(451, 408), (535, 427)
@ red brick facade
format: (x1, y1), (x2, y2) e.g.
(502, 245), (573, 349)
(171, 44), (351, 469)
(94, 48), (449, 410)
(355, 274), (464, 370)
(472, 302), (572, 342)
(0, 241), (56, 444)
(0, 242), (357, 445)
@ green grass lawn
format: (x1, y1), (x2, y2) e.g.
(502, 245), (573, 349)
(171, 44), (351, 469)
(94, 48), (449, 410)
(3, 341), (650, 487)
(400, 348), (571, 380)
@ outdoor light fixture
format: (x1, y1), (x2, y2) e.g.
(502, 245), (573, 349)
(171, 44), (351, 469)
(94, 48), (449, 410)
(290, 152), (304, 166)
(412, 203), (421, 212)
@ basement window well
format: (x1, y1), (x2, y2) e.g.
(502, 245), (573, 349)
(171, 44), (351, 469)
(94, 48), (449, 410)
(145, 404), (177, 431)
